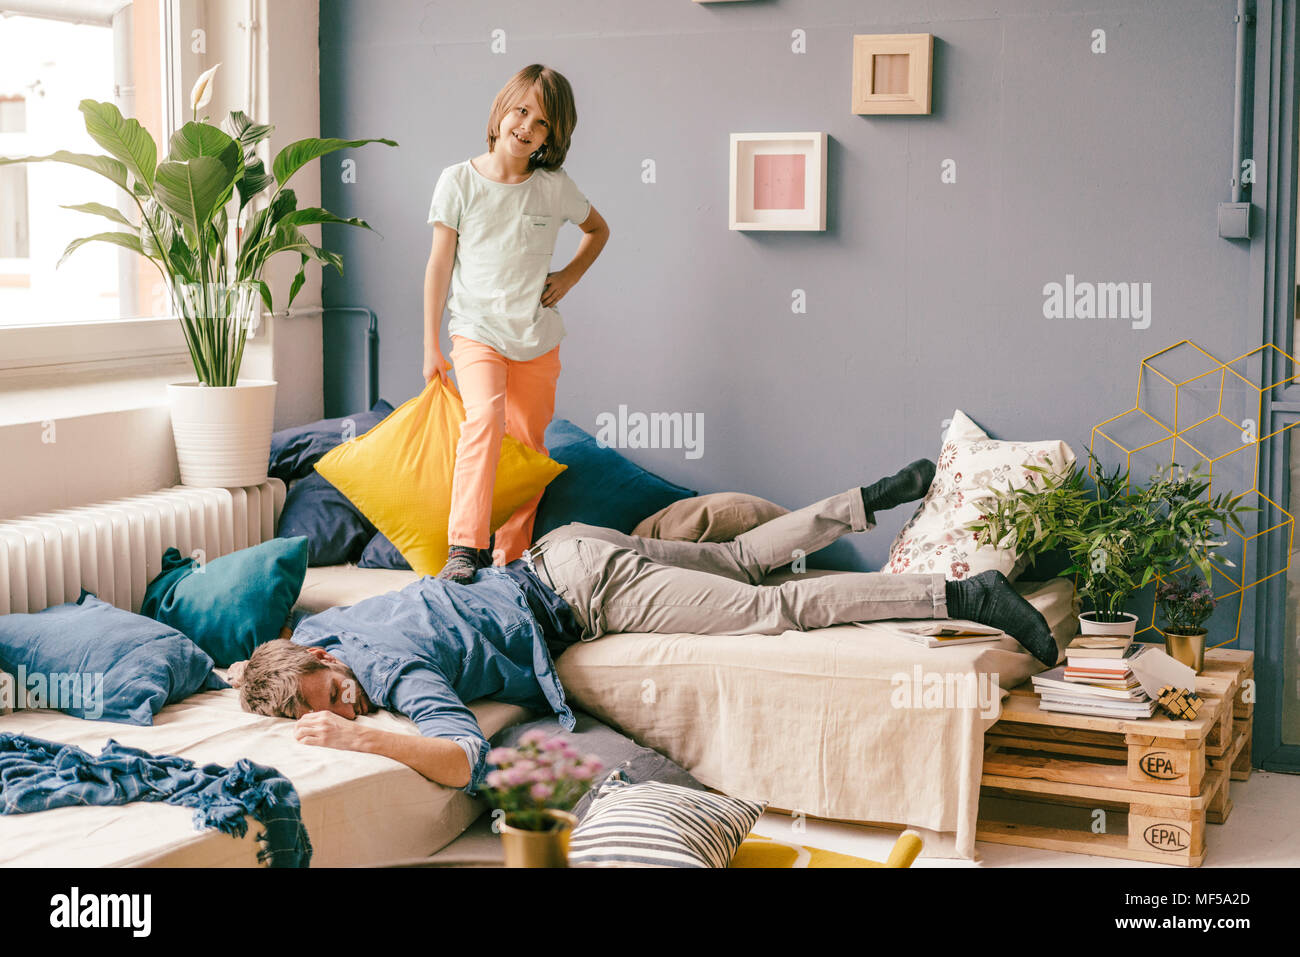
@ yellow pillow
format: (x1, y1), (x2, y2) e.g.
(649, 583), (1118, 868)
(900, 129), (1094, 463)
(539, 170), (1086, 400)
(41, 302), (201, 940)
(314, 378), (565, 576)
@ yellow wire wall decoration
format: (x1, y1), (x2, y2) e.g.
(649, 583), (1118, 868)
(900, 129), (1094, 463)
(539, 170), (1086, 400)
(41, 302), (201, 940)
(1088, 340), (1298, 648)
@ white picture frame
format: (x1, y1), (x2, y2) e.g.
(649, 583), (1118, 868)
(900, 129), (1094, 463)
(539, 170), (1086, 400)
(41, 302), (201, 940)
(728, 132), (828, 231)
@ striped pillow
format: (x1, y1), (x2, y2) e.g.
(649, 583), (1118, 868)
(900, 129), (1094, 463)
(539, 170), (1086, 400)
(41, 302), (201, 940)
(568, 768), (767, 868)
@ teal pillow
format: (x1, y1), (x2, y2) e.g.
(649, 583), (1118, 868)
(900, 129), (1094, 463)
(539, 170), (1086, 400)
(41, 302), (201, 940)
(141, 537), (309, 667)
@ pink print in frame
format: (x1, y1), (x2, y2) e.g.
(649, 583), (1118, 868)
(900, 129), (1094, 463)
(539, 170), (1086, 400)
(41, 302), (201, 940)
(753, 154), (806, 210)
(729, 132), (826, 231)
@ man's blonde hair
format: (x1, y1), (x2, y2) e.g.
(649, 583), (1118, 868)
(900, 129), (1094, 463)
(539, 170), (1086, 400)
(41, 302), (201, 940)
(486, 64), (577, 171)
(240, 639), (328, 718)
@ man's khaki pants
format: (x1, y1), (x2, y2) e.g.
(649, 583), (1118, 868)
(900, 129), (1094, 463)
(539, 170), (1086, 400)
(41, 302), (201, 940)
(530, 489), (949, 640)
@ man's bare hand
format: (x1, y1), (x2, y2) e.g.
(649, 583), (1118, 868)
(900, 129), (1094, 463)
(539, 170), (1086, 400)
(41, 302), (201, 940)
(294, 711), (369, 753)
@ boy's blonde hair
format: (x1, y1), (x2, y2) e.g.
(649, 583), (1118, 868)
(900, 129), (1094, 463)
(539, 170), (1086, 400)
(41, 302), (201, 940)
(487, 64), (577, 171)
(239, 639), (328, 719)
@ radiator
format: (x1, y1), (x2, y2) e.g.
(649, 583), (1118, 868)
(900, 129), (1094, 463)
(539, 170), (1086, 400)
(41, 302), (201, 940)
(0, 480), (286, 616)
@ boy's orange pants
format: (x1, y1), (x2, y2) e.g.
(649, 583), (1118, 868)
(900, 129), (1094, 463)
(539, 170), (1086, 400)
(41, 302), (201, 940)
(447, 334), (561, 562)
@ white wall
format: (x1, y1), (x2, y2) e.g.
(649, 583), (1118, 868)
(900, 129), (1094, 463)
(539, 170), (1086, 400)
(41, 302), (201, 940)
(203, 0), (325, 430)
(0, 0), (323, 520)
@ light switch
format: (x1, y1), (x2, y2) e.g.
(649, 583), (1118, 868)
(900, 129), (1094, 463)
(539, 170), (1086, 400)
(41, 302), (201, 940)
(1218, 202), (1251, 239)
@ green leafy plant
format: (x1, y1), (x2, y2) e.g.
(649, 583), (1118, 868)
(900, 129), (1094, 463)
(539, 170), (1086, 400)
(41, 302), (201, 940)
(0, 64), (396, 386)
(968, 454), (1253, 623)
(1156, 572), (1217, 633)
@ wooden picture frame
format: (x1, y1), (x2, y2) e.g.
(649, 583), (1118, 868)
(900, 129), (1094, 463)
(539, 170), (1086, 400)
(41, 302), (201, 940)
(729, 132), (827, 232)
(852, 33), (933, 115)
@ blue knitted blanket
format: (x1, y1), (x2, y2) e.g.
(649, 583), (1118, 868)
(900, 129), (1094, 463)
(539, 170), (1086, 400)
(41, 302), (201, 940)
(0, 733), (311, 867)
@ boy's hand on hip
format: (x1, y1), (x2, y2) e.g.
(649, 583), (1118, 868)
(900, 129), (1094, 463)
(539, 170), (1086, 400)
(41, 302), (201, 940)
(541, 269), (576, 308)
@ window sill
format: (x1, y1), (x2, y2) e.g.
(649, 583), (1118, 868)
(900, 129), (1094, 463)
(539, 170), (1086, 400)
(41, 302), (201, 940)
(0, 316), (190, 374)
(0, 356), (196, 428)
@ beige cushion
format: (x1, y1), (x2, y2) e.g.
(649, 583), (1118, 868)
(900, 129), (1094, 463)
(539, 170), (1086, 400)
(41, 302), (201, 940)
(296, 564), (421, 614)
(633, 492), (789, 542)
(0, 688), (529, 867)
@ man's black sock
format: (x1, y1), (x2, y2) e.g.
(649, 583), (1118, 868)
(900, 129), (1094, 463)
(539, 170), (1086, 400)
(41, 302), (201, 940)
(861, 458), (936, 516)
(945, 570), (1058, 667)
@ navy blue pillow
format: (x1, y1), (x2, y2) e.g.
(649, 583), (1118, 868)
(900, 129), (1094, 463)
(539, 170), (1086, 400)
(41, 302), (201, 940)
(0, 593), (225, 725)
(532, 419), (697, 539)
(358, 531), (411, 570)
(268, 399), (395, 482)
(278, 471), (377, 566)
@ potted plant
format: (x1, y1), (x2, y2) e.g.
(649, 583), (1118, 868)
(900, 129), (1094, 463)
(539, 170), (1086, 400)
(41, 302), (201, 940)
(0, 64), (395, 487)
(969, 456), (1251, 638)
(483, 730), (604, 868)
(1156, 571), (1217, 672)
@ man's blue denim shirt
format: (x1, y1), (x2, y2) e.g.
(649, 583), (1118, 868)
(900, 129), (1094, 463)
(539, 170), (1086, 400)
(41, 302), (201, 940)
(291, 565), (576, 792)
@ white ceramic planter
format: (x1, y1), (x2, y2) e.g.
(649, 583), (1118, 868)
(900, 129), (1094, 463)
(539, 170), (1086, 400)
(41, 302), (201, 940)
(167, 379), (277, 488)
(1078, 612), (1139, 638)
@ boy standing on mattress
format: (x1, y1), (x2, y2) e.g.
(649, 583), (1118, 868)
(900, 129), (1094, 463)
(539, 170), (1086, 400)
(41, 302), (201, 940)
(424, 63), (610, 584)
(235, 460), (1060, 792)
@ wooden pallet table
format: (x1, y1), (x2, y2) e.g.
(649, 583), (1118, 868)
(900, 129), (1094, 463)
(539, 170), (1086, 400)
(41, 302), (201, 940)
(1200, 650), (1255, 805)
(1206, 727), (1247, 823)
(977, 647), (1253, 867)
(979, 773), (1221, 867)
(1196, 649), (1253, 760)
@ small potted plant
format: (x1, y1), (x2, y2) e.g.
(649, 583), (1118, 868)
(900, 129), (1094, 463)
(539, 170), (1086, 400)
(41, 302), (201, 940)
(483, 730), (603, 868)
(970, 455), (1251, 638)
(1156, 572), (1217, 672)
(0, 64), (396, 487)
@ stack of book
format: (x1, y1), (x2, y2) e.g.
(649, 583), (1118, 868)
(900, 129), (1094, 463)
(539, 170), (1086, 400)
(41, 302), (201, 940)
(1031, 636), (1156, 718)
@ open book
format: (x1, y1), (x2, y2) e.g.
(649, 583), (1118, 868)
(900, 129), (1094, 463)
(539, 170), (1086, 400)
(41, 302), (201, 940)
(892, 620), (1004, 648)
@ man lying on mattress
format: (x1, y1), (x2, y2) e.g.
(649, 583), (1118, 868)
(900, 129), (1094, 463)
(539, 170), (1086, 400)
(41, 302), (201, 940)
(232, 459), (1057, 791)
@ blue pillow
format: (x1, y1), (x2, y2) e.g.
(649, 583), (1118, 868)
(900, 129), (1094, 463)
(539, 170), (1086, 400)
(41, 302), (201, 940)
(358, 531), (410, 570)
(141, 537), (309, 667)
(268, 399), (395, 482)
(533, 419), (697, 539)
(0, 593), (225, 725)
(279, 471), (377, 566)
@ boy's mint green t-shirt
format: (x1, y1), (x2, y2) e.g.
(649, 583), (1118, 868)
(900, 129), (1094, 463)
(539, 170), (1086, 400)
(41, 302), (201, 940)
(428, 158), (591, 361)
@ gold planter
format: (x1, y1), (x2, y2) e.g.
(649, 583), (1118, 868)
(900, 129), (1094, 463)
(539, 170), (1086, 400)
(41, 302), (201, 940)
(1163, 629), (1207, 673)
(499, 810), (578, 868)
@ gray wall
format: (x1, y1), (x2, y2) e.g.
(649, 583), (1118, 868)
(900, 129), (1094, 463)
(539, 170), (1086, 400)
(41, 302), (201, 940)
(319, 0), (1255, 572)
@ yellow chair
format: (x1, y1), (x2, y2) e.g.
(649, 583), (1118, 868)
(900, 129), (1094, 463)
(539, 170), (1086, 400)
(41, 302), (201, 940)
(729, 829), (924, 868)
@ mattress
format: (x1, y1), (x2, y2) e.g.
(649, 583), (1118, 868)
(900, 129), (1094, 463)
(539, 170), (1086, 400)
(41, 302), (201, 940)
(300, 565), (1081, 858)
(0, 563), (1077, 866)
(0, 689), (530, 867)
(553, 574), (1080, 859)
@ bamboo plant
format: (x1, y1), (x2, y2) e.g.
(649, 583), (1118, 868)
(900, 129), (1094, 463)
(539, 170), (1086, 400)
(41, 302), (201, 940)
(0, 64), (396, 386)
(967, 455), (1254, 623)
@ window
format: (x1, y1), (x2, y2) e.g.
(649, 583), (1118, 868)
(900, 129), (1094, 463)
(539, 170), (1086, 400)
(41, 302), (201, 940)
(0, 1), (165, 330)
(0, 96), (30, 261)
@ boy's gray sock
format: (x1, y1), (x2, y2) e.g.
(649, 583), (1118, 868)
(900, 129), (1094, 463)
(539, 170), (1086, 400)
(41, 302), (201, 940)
(437, 544), (482, 585)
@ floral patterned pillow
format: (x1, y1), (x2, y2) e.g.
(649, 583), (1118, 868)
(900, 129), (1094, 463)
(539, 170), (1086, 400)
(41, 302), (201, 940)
(882, 410), (1075, 581)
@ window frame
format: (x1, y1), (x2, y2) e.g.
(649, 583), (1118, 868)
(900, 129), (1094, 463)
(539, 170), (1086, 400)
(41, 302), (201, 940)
(0, 0), (203, 375)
